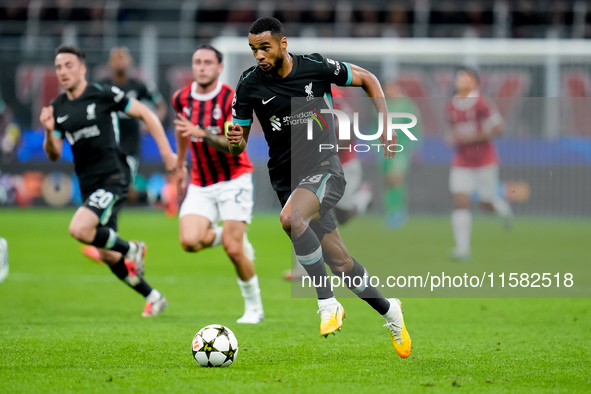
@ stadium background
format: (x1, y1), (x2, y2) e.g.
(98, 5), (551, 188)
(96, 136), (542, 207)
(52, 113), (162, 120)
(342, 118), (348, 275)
(0, 0), (590, 217)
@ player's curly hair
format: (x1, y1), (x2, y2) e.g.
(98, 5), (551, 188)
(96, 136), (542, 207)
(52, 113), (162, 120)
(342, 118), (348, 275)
(55, 45), (86, 63)
(249, 17), (284, 40)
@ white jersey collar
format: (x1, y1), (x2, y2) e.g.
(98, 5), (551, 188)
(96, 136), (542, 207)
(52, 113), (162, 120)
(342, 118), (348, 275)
(191, 80), (222, 101)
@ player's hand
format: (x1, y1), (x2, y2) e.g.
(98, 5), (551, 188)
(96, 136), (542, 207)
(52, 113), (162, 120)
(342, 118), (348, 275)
(39, 106), (55, 131)
(163, 152), (178, 174)
(226, 123), (243, 146)
(444, 132), (457, 146)
(174, 114), (206, 139)
(176, 164), (188, 201)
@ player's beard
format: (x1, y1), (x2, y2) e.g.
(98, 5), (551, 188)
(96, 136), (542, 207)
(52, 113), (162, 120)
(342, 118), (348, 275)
(267, 53), (285, 78)
(198, 76), (217, 90)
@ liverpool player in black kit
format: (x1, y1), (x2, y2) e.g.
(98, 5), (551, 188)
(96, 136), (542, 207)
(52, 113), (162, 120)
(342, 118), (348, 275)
(227, 17), (411, 357)
(81, 47), (168, 264)
(40, 45), (177, 317)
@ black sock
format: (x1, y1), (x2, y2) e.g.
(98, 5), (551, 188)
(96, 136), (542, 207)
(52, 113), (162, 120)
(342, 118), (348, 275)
(109, 257), (153, 297)
(91, 228), (130, 255)
(343, 258), (390, 315)
(292, 227), (334, 299)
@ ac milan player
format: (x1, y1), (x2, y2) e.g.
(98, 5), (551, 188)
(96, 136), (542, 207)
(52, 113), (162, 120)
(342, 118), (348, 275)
(172, 45), (263, 324)
(446, 68), (513, 261)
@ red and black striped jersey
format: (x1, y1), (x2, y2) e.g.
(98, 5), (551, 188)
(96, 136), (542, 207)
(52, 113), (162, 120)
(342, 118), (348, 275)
(172, 81), (253, 187)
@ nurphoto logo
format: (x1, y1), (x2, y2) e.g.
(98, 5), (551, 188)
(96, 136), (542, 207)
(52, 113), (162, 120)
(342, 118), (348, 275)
(307, 109), (419, 153)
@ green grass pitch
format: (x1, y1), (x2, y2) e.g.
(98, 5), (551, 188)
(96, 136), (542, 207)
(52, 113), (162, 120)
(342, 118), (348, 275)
(0, 209), (589, 393)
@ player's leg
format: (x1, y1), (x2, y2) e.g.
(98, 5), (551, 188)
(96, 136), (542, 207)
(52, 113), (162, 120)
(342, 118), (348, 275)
(217, 173), (263, 324)
(221, 221), (263, 324)
(76, 189), (166, 317)
(449, 167), (474, 260)
(285, 160), (365, 280)
(69, 189), (142, 260)
(179, 215), (219, 252)
(478, 165), (513, 229)
(280, 187), (342, 336)
(125, 154), (151, 206)
(98, 241), (166, 317)
(178, 184), (222, 252)
(317, 225), (411, 358)
(383, 153), (410, 229)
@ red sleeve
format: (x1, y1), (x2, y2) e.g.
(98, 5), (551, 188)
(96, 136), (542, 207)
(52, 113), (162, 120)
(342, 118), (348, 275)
(171, 89), (181, 114)
(224, 85), (235, 122)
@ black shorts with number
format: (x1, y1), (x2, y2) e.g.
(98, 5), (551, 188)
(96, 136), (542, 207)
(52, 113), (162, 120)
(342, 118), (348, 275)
(82, 180), (128, 231)
(276, 155), (347, 239)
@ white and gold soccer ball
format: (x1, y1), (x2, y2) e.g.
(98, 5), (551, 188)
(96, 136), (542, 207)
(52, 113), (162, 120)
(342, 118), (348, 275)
(191, 324), (238, 367)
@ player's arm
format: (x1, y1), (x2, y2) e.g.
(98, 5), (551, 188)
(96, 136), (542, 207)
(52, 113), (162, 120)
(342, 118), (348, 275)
(173, 117), (189, 198)
(458, 123), (503, 144)
(226, 123), (250, 156)
(456, 101), (504, 144)
(125, 98), (177, 172)
(40, 106), (63, 161)
(445, 126), (458, 147)
(174, 114), (231, 154)
(347, 63), (394, 158)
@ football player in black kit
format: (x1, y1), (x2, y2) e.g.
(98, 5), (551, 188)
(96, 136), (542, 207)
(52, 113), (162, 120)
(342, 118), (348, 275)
(81, 47), (168, 264)
(40, 45), (177, 317)
(227, 17), (411, 357)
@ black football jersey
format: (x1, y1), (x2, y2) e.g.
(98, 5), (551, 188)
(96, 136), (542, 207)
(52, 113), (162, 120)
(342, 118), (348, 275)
(52, 83), (131, 194)
(98, 78), (162, 157)
(232, 53), (352, 191)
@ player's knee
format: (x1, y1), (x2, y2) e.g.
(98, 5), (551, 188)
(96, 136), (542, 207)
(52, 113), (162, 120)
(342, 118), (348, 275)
(69, 223), (93, 243)
(279, 211), (292, 235)
(222, 240), (243, 262)
(286, 211), (308, 239)
(179, 235), (202, 253)
(454, 194), (470, 209)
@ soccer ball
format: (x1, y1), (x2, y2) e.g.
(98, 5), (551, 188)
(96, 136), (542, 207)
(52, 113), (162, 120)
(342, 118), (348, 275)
(191, 324), (238, 367)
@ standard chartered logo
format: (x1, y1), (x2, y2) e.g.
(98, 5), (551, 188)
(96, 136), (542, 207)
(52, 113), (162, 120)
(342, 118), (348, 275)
(270, 115), (281, 131)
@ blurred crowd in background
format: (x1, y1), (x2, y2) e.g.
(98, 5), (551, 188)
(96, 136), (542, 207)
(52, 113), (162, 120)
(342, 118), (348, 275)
(1, 0), (590, 40)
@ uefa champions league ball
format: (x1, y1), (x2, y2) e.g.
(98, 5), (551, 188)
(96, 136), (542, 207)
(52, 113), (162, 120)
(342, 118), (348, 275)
(192, 324), (238, 367)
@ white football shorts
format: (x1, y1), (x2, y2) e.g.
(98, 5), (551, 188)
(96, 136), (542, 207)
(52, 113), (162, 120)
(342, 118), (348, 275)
(179, 172), (253, 224)
(449, 164), (499, 202)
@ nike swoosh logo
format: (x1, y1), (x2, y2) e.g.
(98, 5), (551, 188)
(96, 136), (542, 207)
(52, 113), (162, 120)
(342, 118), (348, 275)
(262, 96), (276, 105)
(57, 115), (69, 123)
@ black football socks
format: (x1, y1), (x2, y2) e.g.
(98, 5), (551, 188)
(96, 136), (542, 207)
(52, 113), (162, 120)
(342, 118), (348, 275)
(292, 227), (334, 299)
